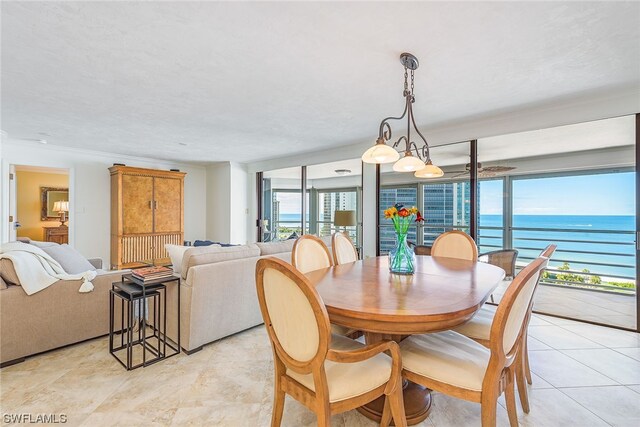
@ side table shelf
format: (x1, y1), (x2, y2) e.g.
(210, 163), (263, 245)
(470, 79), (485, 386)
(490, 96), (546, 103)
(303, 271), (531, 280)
(109, 274), (180, 370)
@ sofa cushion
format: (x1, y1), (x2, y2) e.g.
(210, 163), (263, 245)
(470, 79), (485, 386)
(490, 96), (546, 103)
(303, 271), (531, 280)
(181, 244), (260, 279)
(41, 244), (97, 274)
(0, 259), (21, 286)
(165, 244), (197, 275)
(256, 240), (296, 256)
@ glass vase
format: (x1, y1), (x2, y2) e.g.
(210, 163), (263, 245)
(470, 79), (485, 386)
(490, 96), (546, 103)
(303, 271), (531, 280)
(389, 230), (416, 274)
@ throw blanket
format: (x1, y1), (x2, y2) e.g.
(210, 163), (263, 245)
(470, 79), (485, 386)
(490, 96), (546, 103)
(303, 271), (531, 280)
(0, 242), (96, 295)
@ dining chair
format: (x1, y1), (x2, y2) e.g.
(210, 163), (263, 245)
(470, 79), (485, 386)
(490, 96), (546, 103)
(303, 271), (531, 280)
(452, 245), (556, 414)
(431, 230), (478, 261)
(407, 241), (432, 256)
(256, 257), (407, 427)
(479, 249), (518, 280)
(479, 249), (518, 303)
(399, 256), (549, 427)
(331, 232), (358, 265)
(292, 234), (358, 338)
(292, 235), (333, 274)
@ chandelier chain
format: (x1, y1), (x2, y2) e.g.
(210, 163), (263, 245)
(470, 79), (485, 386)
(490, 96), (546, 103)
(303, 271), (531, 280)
(410, 69), (415, 99)
(403, 66), (409, 95)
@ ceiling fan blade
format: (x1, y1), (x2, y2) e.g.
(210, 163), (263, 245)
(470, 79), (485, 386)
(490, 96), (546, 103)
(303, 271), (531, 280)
(481, 166), (516, 172)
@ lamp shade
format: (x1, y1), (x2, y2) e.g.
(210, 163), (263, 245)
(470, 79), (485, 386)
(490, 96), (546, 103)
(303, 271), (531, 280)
(53, 200), (69, 213)
(334, 210), (357, 227)
(393, 153), (425, 172)
(414, 161), (444, 178)
(361, 143), (400, 164)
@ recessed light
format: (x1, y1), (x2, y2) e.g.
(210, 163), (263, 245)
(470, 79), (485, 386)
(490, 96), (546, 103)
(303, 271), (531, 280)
(38, 139), (47, 144)
(334, 169), (351, 176)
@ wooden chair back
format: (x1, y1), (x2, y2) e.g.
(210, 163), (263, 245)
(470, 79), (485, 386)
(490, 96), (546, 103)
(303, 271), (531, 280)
(431, 230), (478, 262)
(332, 232), (358, 265)
(539, 244), (557, 259)
(487, 256), (548, 374)
(292, 235), (333, 274)
(256, 257), (331, 373)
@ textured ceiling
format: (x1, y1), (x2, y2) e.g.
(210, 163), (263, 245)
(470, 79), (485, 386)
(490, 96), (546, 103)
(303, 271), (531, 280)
(2, 1), (639, 163)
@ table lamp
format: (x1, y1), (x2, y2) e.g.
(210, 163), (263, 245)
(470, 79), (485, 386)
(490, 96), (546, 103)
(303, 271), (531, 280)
(334, 210), (356, 232)
(53, 200), (69, 226)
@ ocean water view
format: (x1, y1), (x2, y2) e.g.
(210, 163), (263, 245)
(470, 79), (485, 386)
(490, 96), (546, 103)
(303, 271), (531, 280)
(481, 214), (635, 280)
(274, 213), (636, 282)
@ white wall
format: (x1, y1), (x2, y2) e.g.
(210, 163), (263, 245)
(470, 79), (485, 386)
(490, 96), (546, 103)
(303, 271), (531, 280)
(1, 141), (207, 264)
(205, 163), (231, 243)
(205, 162), (249, 244)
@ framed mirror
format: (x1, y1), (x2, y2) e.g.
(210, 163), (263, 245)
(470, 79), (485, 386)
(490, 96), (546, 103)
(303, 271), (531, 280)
(41, 187), (68, 221)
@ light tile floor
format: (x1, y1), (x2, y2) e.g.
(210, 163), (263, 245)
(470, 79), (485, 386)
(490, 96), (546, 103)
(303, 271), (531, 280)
(1, 314), (639, 426)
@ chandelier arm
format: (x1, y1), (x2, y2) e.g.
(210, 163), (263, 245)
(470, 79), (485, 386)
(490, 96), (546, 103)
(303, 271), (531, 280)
(407, 141), (424, 160)
(377, 101), (408, 140)
(392, 136), (408, 149)
(408, 101), (432, 160)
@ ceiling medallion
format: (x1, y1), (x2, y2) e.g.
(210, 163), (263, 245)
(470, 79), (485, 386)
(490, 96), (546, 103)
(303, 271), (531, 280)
(362, 53), (444, 178)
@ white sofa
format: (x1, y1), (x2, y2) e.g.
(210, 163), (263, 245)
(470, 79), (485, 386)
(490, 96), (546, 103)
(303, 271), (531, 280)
(173, 237), (332, 354)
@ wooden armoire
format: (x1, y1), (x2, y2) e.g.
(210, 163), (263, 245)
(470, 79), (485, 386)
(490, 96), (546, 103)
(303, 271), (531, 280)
(109, 165), (186, 269)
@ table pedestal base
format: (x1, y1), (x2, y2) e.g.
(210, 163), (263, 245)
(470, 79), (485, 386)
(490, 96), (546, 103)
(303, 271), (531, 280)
(357, 381), (431, 426)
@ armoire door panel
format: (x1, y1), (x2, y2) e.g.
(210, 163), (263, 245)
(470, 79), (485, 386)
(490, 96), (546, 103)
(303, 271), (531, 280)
(154, 177), (182, 233)
(122, 174), (154, 234)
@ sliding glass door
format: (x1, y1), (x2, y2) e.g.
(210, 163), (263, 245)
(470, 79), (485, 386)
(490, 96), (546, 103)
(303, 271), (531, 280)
(477, 115), (637, 330)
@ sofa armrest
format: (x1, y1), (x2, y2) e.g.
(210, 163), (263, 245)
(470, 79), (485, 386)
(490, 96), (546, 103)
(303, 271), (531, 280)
(87, 258), (103, 269)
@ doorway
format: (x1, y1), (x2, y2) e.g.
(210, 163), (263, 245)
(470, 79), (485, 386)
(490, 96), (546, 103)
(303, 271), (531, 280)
(12, 165), (70, 244)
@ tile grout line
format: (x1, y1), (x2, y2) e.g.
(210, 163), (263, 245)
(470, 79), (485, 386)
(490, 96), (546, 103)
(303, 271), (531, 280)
(554, 386), (616, 427)
(556, 348), (640, 386)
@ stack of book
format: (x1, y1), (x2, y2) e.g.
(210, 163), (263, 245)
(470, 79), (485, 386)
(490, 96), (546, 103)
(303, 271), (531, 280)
(131, 266), (174, 282)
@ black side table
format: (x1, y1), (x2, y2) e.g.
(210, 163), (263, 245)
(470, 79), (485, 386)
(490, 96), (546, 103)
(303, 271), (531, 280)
(109, 274), (180, 370)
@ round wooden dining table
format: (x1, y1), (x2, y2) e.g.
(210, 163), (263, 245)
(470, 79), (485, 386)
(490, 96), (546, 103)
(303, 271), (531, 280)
(304, 255), (506, 425)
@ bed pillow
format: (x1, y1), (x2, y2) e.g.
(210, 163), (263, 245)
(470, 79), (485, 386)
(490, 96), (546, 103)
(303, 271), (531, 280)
(165, 244), (191, 274)
(0, 276), (7, 290)
(41, 244), (96, 274)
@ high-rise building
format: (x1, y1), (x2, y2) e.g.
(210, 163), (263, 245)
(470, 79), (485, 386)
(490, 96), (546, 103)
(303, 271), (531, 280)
(379, 182), (472, 252)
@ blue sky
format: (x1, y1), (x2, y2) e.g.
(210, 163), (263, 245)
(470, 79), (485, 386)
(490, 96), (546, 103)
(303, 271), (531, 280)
(481, 172), (635, 216)
(276, 172), (636, 217)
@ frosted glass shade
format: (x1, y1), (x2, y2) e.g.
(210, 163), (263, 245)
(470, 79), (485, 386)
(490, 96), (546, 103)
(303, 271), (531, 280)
(334, 210), (357, 227)
(361, 143), (400, 164)
(393, 153), (425, 172)
(53, 200), (69, 212)
(415, 161), (444, 178)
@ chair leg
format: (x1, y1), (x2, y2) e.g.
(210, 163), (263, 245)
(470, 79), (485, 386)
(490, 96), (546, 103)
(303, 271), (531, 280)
(480, 390), (498, 427)
(380, 396), (393, 427)
(524, 334), (532, 385)
(504, 368), (519, 427)
(271, 382), (285, 427)
(388, 377), (407, 427)
(315, 406), (331, 427)
(516, 350), (530, 413)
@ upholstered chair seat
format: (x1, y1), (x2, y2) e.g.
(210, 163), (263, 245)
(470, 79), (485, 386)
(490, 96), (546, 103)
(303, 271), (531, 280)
(452, 304), (496, 341)
(400, 331), (490, 392)
(287, 334), (393, 403)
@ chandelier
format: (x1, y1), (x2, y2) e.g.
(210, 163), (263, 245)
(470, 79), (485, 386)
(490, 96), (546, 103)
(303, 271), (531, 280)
(362, 53), (444, 178)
